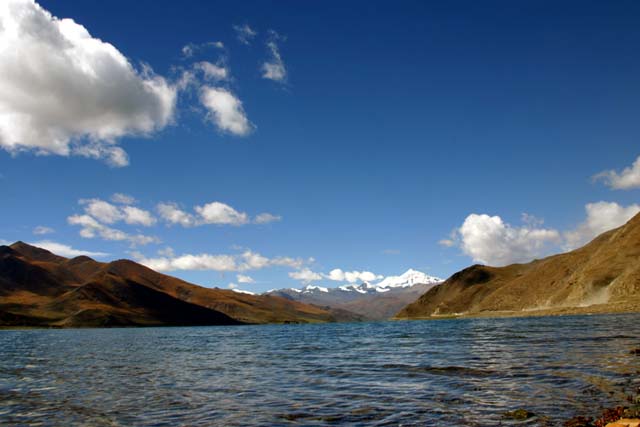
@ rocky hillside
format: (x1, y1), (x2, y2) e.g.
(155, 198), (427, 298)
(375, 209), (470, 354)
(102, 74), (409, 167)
(397, 213), (640, 319)
(0, 242), (351, 327)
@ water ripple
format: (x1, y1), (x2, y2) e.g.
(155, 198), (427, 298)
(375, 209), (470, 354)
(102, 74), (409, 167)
(1, 313), (640, 425)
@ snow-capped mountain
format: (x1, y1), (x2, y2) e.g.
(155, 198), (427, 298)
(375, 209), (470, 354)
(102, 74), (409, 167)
(315, 269), (441, 295)
(376, 268), (441, 287)
(265, 269), (443, 320)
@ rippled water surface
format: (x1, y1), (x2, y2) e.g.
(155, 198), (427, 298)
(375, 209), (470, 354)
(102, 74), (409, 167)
(2, 314), (640, 426)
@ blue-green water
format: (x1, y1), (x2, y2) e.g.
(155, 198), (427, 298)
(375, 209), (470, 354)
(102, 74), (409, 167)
(1, 314), (639, 426)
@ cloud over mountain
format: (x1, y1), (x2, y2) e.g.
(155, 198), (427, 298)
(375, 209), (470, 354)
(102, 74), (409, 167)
(595, 155), (640, 190)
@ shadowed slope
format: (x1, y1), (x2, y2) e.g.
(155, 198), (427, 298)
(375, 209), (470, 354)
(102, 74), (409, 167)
(0, 242), (344, 327)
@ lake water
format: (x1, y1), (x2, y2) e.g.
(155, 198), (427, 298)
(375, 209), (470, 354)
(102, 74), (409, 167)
(1, 313), (639, 426)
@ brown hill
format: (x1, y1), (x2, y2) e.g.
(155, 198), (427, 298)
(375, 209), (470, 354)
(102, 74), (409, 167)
(0, 242), (349, 327)
(397, 213), (640, 320)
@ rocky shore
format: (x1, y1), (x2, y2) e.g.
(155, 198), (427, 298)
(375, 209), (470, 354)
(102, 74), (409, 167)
(564, 348), (640, 427)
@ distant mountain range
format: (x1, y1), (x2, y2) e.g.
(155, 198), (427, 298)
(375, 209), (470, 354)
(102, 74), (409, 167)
(0, 242), (358, 327)
(265, 269), (442, 320)
(5, 208), (640, 329)
(397, 212), (640, 319)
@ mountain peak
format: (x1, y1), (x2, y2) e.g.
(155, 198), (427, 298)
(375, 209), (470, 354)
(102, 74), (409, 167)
(9, 241), (66, 263)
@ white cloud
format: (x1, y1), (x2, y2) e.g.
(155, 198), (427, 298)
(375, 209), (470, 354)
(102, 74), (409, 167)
(195, 61), (228, 81)
(81, 199), (123, 224)
(200, 86), (253, 136)
(289, 268), (322, 283)
(261, 33), (286, 82)
(156, 202), (197, 227)
(182, 45), (194, 58)
(457, 214), (561, 266)
(254, 213), (282, 224)
(233, 24), (257, 45)
(444, 204), (640, 266)
(564, 202), (640, 250)
(594, 156), (640, 190)
(181, 41), (224, 59)
(195, 201), (249, 225)
(139, 253), (238, 272)
(122, 206), (156, 226)
(30, 240), (108, 258)
(157, 200), (278, 227)
(133, 248), (306, 273)
(67, 214), (159, 247)
(79, 198), (155, 226)
(236, 274), (254, 284)
(325, 268), (383, 283)
(111, 193), (136, 205)
(227, 282), (238, 289)
(265, 255), (307, 270)
(0, 0), (176, 167)
(33, 225), (54, 235)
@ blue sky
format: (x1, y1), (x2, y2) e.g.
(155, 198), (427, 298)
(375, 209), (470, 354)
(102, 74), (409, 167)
(1, 0), (639, 292)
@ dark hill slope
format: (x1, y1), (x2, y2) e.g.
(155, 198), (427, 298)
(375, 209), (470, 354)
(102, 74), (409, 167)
(0, 242), (345, 327)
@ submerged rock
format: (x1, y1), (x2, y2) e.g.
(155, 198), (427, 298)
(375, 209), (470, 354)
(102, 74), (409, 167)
(503, 408), (535, 420)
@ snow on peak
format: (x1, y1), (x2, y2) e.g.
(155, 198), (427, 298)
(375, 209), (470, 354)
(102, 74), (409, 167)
(268, 269), (441, 296)
(374, 269), (442, 289)
(232, 288), (255, 295)
(303, 285), (328, 293)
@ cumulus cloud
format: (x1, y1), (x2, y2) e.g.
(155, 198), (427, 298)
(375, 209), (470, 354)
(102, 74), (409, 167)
(0, 0), (176, 167)
(443, 203), (640, 266)
(456, 214), (561, 266)
(81, 199), (123, 224)
(326, 268), (383, 283)
(67, 213), (159, 247)
(563, 202), (640, 250)
(594, 156), (640, 190)
(156, 202), (197, 227)
(67, 204), (160, 246)
(157, 201), (278, 227)
(111, 193), (137, 205)
(33, 226), (54, 235)
(133, 249), (307, 272)
(30, 240), (108, 258)
(289, 268), (322, 283)
(200, 86), (253, 136)
(79, 198), (156, 226)
(236, 274), (255, 284)
(195, 201), (249, 225)
(137, 253), (238, 272)
(254, 213), (282, 224)
(122, 206), (157, 226)
(261, 33), (286, 82)
(233, 24), (257, 45)
(194, 61), (229, 82)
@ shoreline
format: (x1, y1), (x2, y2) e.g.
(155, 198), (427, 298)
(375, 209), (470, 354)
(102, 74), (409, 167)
(394, 301), (640, 322)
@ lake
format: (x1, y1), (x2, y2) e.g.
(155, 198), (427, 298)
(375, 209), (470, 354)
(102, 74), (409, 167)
(1, 313), (639, 426)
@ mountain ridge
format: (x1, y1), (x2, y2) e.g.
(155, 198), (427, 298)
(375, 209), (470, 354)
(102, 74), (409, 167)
(266, 269), (442, 320)
(0, 242), (356, 327)
(396, 212), (640, 319)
